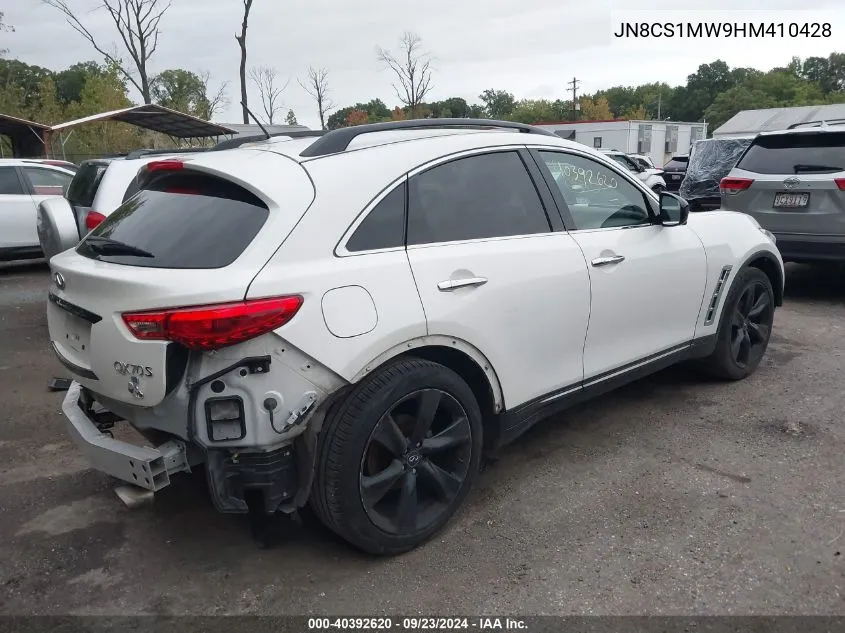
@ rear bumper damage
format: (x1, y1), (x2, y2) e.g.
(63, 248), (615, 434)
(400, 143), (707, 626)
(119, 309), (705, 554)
(62, 382), (191, 492)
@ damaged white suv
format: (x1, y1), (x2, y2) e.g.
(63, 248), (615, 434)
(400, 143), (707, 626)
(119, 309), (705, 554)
(48, 119), (784, 555)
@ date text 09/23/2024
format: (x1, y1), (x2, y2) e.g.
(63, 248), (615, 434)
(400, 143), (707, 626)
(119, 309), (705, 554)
(307, 617), (528, 631)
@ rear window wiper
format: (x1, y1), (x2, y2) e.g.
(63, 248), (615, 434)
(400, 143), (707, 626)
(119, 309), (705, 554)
(84, 235), (154, 258)
(793, 164), (844, 173)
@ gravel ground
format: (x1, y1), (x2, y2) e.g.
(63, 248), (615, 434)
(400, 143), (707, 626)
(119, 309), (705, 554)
(0, 259), (843, 616)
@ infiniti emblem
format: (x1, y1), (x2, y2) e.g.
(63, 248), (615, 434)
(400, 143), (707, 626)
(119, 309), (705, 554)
(783, 177), (801, 189)
(406, 452), (422, 467)
(127, 376), (144, 400)
(54, 272), (65, 290)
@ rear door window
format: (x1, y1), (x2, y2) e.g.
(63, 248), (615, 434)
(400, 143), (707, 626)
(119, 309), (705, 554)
(76, 172), (270, 269)
(346, 182), (406, 252)
(67, 162), (109, 207)
(407, 151), (550, 245)
(736, 132), (845, 174)
(23, 167), (73, 195)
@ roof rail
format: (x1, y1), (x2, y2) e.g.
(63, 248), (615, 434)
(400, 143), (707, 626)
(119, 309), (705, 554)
(211, 130), (326, 152)
(786, 118), (845, 130)
(298, 118), (558, 158)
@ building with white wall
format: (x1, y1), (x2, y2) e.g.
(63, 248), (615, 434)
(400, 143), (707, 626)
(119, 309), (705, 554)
(535, 119), (707, 166)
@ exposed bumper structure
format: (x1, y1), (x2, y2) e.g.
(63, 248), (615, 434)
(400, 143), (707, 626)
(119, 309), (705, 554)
(62, 382), (191, 492)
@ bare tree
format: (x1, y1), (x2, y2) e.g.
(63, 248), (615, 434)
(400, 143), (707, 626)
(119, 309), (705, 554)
(249, 66), (289, 125)
(199, 71), (230, 120)
(235, 0), (254, 124)
(376, 32), (433, 112)
(0, 12), (14, 57)
(42, 0), (170, 104)
(298, 66), (335, 131)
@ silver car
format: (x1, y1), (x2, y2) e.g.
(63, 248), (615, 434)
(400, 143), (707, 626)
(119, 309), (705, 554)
(720, 122), (845, 263)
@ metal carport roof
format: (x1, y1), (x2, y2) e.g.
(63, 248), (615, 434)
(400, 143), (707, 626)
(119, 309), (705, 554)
(713, 104), (845, 137)
(49, 104), (237, 138)
(0, 113), (51, 158)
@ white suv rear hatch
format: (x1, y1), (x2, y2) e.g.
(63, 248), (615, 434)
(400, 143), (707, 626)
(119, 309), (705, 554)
(47, 149), (315, 407)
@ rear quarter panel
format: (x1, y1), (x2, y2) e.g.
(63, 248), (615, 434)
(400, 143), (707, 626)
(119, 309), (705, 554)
(686, 210), (784, 340)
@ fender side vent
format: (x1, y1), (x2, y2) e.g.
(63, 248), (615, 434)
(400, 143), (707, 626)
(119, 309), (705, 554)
(704, 265), (733, 326)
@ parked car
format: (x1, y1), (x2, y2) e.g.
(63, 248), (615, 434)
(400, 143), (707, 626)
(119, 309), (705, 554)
(0, 159), (75, 261)
(629, 153), (656, 170)
(37, 149), (204, 261)
(600, 149), (667, 193)
(662, 155), (689, 192)
(23, 158), (79, 173)
(47, 119), (783, 555)
(679, 137), (754, 211)
(720, 121), (845, 263)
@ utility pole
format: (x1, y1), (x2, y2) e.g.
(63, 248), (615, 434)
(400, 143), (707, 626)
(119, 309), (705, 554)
(567, 76), (580, 120)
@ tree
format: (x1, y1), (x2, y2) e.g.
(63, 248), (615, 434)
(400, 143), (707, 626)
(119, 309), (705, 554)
(199, 71), (229, 120)
(376, 31), (433, 110)
(151, 69), (211, 117)
(507, 99), (557, 124)
(235, 0), (254, 124)
(42, 0), (171, 104)
(249, 66), (287, 125)
(55, 61), (106, 104)
(479, 89), (515, 119)
(0, 11), (14, 57)
(298, 66), (334, 130)
(580, 96), (614, 121)
(0, 59), (54, 108)
(285, 109), (297, 125)
(391, 106), (406, 121)
(346, 109), (369, 126)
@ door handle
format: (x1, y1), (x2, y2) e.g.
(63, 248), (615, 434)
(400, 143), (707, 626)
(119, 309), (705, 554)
(591, 255), (625, 267)
(437, 277), (488, 291)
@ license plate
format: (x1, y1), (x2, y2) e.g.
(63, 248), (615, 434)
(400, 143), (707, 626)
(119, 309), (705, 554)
(773, 192), (809, 208)
(671, 174), (681, 180)
(63, 312), (91, 357)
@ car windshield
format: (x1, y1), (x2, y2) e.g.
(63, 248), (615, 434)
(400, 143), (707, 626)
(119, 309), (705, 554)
(736, 131), (845, 174)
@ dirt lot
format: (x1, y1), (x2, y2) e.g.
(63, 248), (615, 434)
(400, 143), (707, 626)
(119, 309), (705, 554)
(0, 259), (843, 616)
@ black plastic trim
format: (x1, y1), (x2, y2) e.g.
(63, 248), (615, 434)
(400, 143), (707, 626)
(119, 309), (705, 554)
(299, 118), (558, 158)
(50, 341), (99, 380)
(204, 395), (247, 442)
(186, 355), (272, 443)
(0, 246), (43, 262)
(518, 148), (565, 232)
(48, 293), (103, 324)
(164, 343), (189, 395)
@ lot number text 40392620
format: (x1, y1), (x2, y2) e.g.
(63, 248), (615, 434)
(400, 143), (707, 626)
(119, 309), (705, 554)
(307, 617), (529, 631)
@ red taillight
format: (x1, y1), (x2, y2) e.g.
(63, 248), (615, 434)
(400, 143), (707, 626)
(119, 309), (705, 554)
(720, 177), (754, 192)
(835, 178), (845, 191)
(146, 159), (184, 173)
(122, 296), (303, 351)
(85, 211), (106, 230)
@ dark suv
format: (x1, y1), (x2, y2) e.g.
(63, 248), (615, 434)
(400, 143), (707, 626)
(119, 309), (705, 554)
(679, 137), (754, 211)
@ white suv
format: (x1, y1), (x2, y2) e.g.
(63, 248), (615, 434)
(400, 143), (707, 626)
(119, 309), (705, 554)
(47, 119), (784, 555)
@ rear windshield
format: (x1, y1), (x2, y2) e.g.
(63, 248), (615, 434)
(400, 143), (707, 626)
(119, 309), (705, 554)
(76, 172), (269, 269)
(663, 157), (688, 170)
(736, 131), (845, 175)
(66, 162), (109, 207)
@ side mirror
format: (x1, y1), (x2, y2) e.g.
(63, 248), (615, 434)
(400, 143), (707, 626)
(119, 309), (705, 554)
(658, 192), (689, 226)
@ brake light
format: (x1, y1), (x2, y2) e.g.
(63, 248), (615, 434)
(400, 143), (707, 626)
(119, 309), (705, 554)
(146, 160), (184, 173)
(835, 178), (845, 191)
(122, 296), (303, 351)
(720, 177), (753, 192)
(85, 211), (106, 230)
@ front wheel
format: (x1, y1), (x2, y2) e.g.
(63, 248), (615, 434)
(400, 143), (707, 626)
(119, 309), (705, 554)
(699, 267), (775, 380)
(310, 358), (483, 555)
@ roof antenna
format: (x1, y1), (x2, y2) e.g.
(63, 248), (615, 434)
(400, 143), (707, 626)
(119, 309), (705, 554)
(240, 101), (270, 139)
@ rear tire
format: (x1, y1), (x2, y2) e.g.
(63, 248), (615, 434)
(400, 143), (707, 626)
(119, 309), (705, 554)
(699, 267), (775, 380)
(310, 358), (483, 555)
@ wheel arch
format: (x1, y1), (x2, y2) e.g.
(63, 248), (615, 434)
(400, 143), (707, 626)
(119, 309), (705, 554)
(742, 250), (784, 307)
(348, 336), (505, 451)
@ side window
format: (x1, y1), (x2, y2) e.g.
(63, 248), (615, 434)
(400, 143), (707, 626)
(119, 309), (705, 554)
(407, 151), (550, 246)
(23, 167), (72, 196)
(346, 182), (406, 252)
(539, 152), (652, 231)
(0, 167), (24, 195)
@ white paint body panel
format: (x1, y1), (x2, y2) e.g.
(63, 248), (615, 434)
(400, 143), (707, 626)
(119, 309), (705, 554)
(0, 194), (37, 248)
(570, 224), (708, 378)
(321, 285), (378, 338)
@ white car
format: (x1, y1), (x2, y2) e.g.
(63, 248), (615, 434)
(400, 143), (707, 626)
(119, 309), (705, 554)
(47, 119), (784, 555)
(600, 149), (667, 193)
(0, 159), (75, 261)
(629, 153), (656, 170)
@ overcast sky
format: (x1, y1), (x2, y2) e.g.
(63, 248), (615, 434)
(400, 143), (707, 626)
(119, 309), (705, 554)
(4, 0), (844, 128)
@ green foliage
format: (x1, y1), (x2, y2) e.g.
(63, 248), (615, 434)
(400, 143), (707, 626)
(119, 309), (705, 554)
(479, 89), (516, 119)
(55, 62), (106, 104)
(151, 69), (213, 118)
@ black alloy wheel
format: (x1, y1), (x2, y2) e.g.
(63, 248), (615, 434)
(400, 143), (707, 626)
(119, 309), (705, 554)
(729, 280), (774, 369)
(359, 389), (473, 535)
